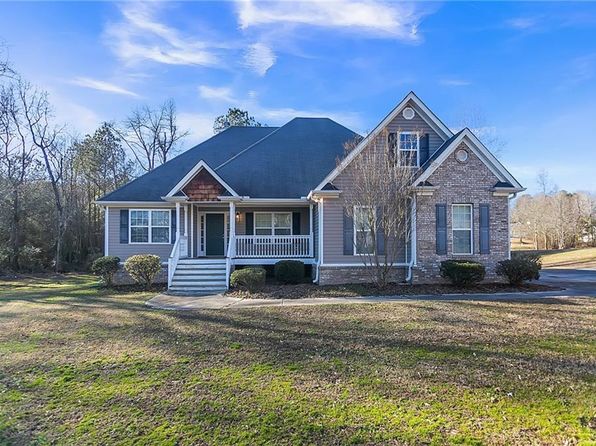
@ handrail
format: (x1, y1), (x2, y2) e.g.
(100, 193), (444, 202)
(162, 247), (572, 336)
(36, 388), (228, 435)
(235, 234), (313, 258)
(167, 237), (181, 288)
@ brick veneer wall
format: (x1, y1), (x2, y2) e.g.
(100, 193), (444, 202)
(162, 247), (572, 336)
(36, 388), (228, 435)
(414, 142), (510, 283)
(319, 265), (406, 285)
(182, 169), (225, 201)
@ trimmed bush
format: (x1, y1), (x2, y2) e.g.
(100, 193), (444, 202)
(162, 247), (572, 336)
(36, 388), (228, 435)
(274, 260), (305, 284)
(440, 260), (486, 286)
(91, 256), (120, 287)
(124, 254), (162, 290)
(230, 267), (266, 293)
(496, 253), (542, 285)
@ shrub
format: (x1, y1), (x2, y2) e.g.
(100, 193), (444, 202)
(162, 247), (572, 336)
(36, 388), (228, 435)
(91, 256), (120, 287)
(18, 245), (44, 272)
(230, 267), (266, 293)
(496, 253), (542, 285)
(440, 260), (486, 286)
(124, 254), (162, 290)
(274, 260), (305, 284)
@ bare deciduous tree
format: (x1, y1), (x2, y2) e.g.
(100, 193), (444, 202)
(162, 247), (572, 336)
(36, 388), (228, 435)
(453, 106), (506, 157)
(117, 99), (188, 172)
(340, 129), (415, 288)
(18, 79), (68, 271)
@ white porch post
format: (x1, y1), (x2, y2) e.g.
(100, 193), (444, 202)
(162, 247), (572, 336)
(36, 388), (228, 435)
(184, 204), (190, 257)
(175, 202), (181, 241)
(309, 204), (313, 257)
(190, 204), (194, 257)
(229, 201), (236, 257)
(104, 206), (109, 256)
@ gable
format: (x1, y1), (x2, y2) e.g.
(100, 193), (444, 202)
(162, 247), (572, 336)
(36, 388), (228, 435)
(182, 168), (229, 201)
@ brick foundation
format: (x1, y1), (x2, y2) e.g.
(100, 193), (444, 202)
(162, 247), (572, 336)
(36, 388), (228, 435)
(318, 265), (407, 285)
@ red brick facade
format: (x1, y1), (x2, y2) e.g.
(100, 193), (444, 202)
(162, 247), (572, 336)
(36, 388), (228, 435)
(182, 169), (226, 201)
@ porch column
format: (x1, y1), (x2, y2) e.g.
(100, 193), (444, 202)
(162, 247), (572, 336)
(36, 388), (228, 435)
(229, 201), (236, 258)
(175, 202), (181, 242)
(309, 204), (313, 257)
(185, 204), (190, 257)
(190, 204), (194, 257)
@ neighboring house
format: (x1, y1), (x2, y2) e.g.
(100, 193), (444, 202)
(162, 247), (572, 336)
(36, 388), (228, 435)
(96, 92), (524, 293)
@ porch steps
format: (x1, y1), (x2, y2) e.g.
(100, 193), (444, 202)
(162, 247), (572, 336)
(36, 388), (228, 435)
(169, 259), (227, 295)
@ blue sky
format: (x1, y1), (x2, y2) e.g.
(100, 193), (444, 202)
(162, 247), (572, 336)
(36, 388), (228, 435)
(2, 1), (596, 194)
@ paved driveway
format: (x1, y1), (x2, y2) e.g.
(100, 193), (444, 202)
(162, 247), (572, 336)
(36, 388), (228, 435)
(147, 267), (595, 310)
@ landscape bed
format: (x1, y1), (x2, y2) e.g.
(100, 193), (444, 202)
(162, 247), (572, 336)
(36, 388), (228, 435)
(226, 281), (559, 300)
(0, 274), (594, 445)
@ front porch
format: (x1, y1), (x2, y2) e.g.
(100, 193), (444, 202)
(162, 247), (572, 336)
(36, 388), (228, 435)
(168, 201), (315, 290)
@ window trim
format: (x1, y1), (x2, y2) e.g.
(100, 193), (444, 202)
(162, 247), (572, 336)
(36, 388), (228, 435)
(451, 204), (473, 255)
(129, 209), (171, 245)
(398, 131), (420, 167)
(253, 212), (293, 236)
(353, 205), (376, 256)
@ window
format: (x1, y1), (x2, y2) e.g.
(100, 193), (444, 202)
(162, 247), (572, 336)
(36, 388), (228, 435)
(254, 212), (292, 236)
(452, 204), (472, 254)
(398, 132), (419, 167)
(130, 210), (170, 244)
(354, 206), (375, 255)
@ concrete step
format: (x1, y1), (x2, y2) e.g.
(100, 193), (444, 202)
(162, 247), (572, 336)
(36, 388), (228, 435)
(168, 286), (227, 294)
(175, 264), (226, 270)
(177, 258), (226, 264)
(171, 280), (227, 287)
(173, 273), (226, 279)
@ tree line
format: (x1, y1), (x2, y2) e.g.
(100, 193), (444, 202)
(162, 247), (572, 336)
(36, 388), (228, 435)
(511, 172), (596, 250)
(0, 49), (264, 273)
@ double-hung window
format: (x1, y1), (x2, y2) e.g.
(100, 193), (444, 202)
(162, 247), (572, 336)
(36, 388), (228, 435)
(398, 132), (419, 167)
(354, 206), (375, 255)
(254, 212), (292, 236)
(452, 204), (473, 254)
(130, 210), (170, 244)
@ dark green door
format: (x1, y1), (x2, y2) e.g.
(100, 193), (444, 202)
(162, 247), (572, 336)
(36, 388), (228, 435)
(205, 214), (225, 256)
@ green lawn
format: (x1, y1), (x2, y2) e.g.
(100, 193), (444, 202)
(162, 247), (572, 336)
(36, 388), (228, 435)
(1, 275), (595, 445)
(539, 247), (596, 269)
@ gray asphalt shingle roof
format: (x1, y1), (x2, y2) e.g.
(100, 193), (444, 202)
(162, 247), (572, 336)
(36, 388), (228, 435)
(99, 118), (359, 201)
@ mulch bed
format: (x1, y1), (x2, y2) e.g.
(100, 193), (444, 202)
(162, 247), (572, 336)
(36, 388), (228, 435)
(226, 281), (561, 300)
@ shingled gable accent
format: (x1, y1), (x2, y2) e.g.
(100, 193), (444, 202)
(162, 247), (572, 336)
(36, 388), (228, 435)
(164, 160), (239, 199)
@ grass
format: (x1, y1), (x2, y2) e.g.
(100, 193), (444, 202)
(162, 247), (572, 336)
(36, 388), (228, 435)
(1, 274), (595, 445)
(538, 247), (596, 269)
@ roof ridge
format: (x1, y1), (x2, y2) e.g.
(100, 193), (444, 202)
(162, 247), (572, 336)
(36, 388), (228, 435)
(214, 124), (287, 171)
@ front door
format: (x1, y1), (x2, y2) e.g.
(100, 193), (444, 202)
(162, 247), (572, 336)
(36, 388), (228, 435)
(205, 213), (225, 256)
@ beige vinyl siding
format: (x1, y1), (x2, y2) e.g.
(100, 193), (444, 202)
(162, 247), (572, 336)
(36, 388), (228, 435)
(386, 100), (444, 157)
(108, 206), (184, 262)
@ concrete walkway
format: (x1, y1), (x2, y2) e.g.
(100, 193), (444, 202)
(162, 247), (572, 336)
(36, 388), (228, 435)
(146, 268), (595, 310)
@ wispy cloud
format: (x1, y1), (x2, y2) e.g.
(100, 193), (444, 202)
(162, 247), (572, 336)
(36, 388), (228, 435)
(439, 78), (471, 87)
(236, 0), (429, 41)
(505, 17), (539, 31)
(244, 42), (276, 76)
(105, 3), (220, 67)
(198, 85), (236, 103)
(197, 83), (364, 131)
(569, 53), (596, 84)
(69, 77), (140, 97)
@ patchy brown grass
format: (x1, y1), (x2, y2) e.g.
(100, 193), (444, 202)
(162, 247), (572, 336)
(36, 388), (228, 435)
(0, 274), (595, 445)
(226, 281), (558, 300)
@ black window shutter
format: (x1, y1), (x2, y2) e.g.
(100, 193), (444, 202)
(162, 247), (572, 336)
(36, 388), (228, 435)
(292, 212), (301, 235)
(170, 209), (177, 244)
(479, 204), (490, 254)
(120, 209), (129, 244)
(245, 212), (254, 235)
(387, 132), (397, 159)
(343, 208), (354, 255)
(420, 133), (430, 165)
(436, 204), (447, 255)
(376, 206), (385, 255)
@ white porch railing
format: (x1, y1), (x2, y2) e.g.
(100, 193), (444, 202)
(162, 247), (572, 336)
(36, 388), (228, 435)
(235, 235), (312, 258)
(167, 235), (187, 288)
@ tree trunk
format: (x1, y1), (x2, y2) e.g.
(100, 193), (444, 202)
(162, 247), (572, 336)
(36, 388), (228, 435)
(10, 188), (20, 270)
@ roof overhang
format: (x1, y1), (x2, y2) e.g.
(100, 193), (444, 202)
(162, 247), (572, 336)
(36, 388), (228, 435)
(491, 187), (526, 197)
(94, 201), (174, 207)
(416, 128), (524, 190)
(312, 91), (454, 192)
(164, 159), (239, 199)
(307, 190), (342, 200)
